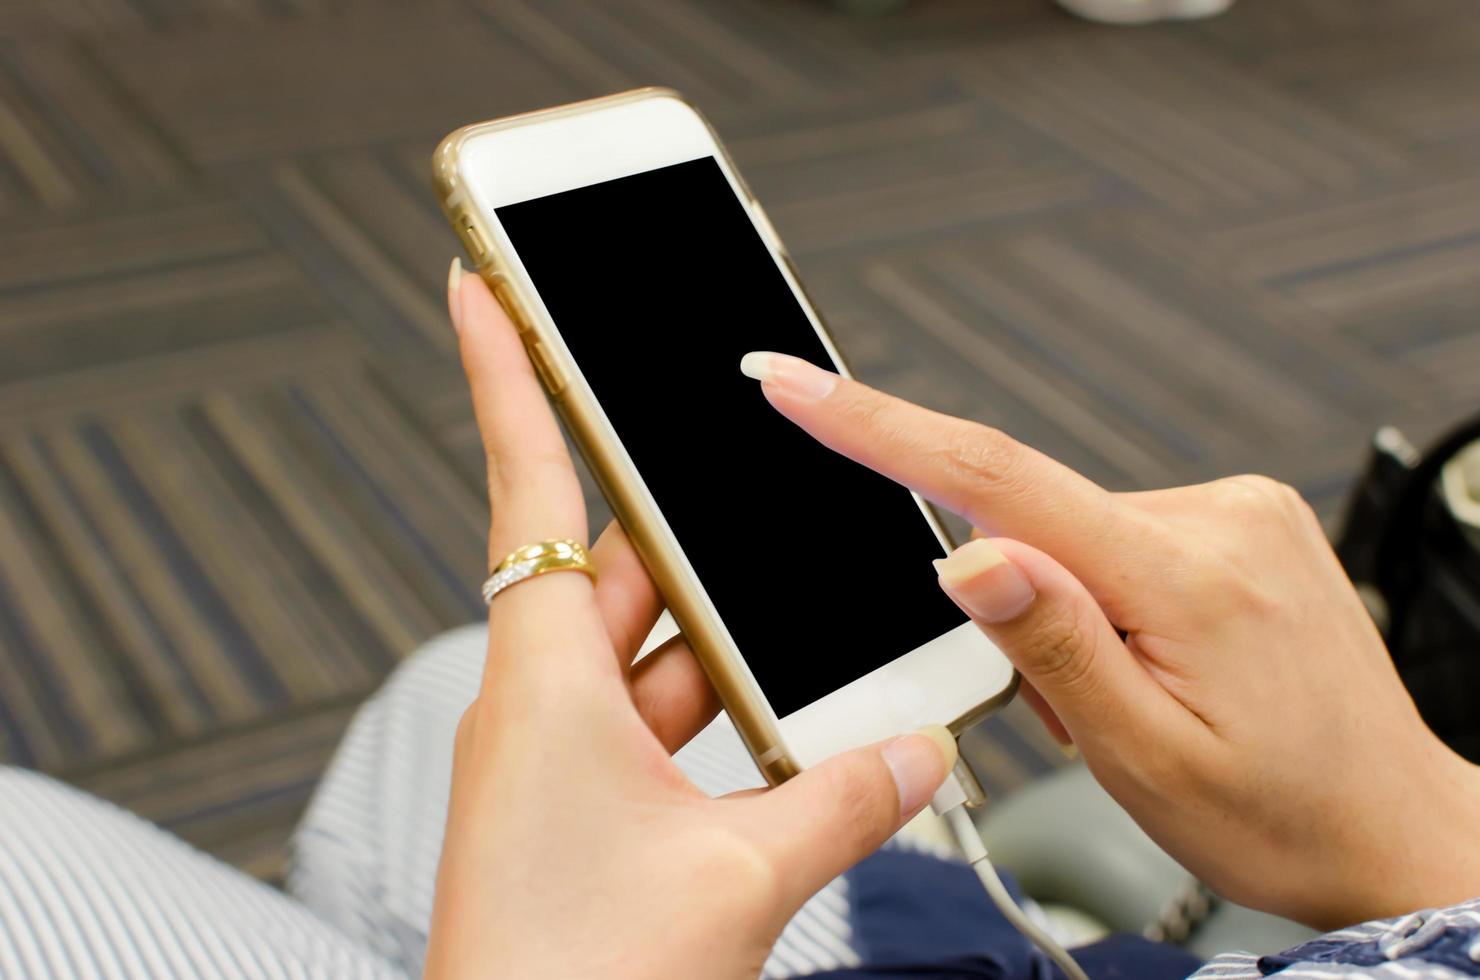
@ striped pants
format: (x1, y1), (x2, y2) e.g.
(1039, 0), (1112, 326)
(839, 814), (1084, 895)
(0, 625), (873, 978)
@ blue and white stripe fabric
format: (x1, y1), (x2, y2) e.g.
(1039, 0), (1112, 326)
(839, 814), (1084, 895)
(290, 623), (865, 979)
(0, 766), (401, 978)
(0, 624), (868, 978)
(1193, 899), (1480, 979)
(3, 622), (1480, 978)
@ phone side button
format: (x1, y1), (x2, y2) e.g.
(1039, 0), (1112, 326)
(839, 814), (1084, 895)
(490, 279), (531, 333)
(463, 222), (491, 263)
(480, 268), (506, 297)
(526, 339), (566, 396)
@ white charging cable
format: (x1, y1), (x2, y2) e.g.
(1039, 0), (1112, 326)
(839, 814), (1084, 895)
(931, 767), (1092, 980)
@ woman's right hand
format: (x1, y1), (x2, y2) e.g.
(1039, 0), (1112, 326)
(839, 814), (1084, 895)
(739, 350), (1480, 930)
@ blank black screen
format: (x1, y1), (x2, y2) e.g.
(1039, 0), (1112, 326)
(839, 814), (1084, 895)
(497, 157), (965, 717)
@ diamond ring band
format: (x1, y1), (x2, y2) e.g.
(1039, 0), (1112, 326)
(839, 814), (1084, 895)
(481, 538), (597, 604)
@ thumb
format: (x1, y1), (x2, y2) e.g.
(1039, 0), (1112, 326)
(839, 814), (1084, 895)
(730, 728), (957, 910)
(934, 538), (1179, 745)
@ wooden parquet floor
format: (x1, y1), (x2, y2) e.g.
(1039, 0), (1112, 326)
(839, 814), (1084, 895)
(0, 0), (1475, 878)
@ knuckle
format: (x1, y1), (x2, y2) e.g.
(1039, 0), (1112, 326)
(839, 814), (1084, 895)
(501, 447), (571, 488)
(480, 438), (503, 486)
(485, 449), (577, 534)
(837, 390), (893, 437)
(934, 423), (1022, 490)
(1017, 605), (1093, 690)
(1212, 475), (1283, 518)
(1204, 474), (1317, 565)
(1216, 474), (1305, 522)
(1283, 485), (1321, 529)
(453, 701), (482, 762)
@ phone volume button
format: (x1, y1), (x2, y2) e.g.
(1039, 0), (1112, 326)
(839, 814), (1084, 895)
(491, 279), (532, 333)
(463, 222), (490, 262)
(526, 339), (566, 396)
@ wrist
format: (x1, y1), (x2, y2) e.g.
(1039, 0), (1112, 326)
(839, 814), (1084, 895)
(1318, 738), (1480, 929)
(1402, 745), (1480, 906)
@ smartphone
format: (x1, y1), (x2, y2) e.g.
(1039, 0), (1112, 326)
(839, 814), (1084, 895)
(434, 89), (1016, 783)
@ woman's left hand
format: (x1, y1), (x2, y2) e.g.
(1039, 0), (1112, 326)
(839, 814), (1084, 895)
(422, 263), (955, 979)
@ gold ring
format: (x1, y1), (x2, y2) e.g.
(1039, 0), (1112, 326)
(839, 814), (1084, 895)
(482, 538), (596, 604)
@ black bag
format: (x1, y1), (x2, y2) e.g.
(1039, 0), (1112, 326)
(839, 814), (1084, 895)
(1335, 414), (1480, 764)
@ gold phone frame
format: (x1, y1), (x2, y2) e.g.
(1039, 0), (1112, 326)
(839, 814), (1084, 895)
(432, 88), (1017, 785)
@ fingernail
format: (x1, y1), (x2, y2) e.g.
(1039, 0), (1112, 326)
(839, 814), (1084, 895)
(882, 725), (958, 817)
(933, 539), (1035, 623)
(739, 351), (838, 401)
(447, 258), (464, 334)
